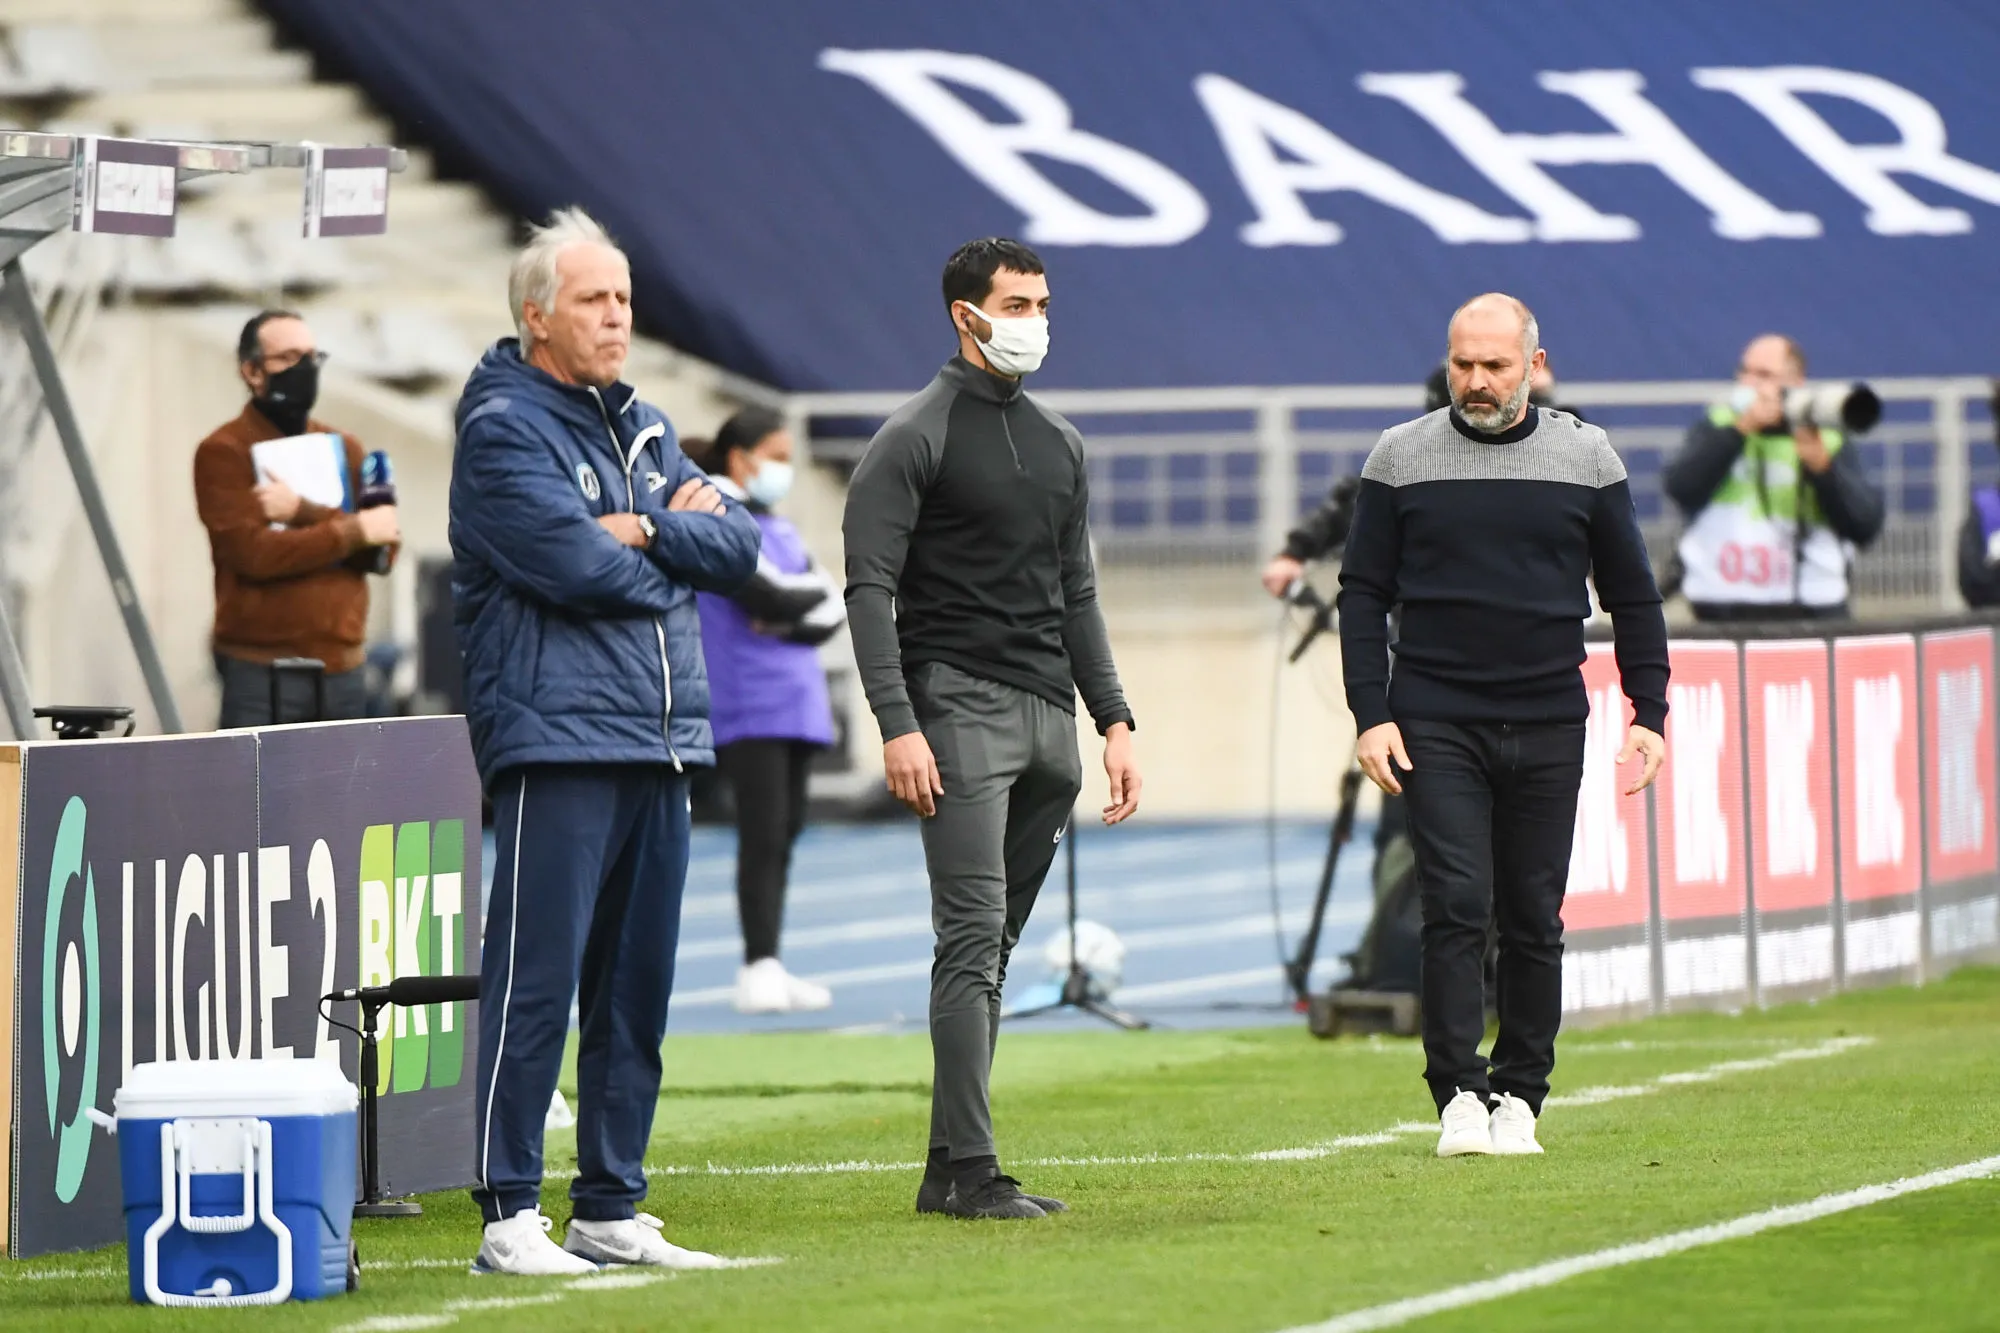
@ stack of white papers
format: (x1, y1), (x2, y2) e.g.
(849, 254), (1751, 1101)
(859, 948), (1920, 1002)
(250, 433), (351, 514)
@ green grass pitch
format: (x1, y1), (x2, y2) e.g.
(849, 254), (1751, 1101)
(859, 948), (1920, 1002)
(4, 967), (1996, 1331)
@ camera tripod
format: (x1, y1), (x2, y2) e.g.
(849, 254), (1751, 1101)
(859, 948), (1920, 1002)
(1004, 815), (1149, 1030)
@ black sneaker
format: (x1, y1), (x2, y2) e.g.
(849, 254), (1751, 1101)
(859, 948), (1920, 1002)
(917, 1166), (1067, 1215)
(941, 1173), (1046, 1220)
(915, 1166), (952, 1215)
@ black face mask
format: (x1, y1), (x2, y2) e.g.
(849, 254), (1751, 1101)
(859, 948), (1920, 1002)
(253, 357), (319, 436)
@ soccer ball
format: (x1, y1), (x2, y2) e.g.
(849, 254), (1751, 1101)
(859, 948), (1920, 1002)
(1043, 919), (1127, 998)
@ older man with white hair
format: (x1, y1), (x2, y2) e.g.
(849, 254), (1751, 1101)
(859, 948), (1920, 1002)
(1337, 294), (1670, 1160)
(449, 208), (759, 1274)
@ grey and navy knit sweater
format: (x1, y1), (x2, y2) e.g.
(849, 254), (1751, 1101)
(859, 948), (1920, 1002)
(1336, 406), (1670, 736)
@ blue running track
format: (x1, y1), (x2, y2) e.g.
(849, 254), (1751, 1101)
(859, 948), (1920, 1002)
(482, 818), (1379, 1034)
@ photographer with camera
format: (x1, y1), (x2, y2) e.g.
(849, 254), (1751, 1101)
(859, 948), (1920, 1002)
(1664, 334), (1884, 622)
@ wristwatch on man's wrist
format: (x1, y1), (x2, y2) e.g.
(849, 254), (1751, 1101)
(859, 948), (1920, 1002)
(637, 514), (658, 550)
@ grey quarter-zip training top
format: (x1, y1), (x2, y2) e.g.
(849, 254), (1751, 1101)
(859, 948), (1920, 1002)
(842, 355), (1135, 742)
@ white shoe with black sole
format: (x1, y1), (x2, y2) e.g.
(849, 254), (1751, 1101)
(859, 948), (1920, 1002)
(1436, 1089), (1496, 1157)
(472, 1209), (601, 1276)
(565, 1212), (728, 1269)
(1489, 1092), (1544, 1155)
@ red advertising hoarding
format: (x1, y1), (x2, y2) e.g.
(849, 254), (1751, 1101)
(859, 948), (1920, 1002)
(1564, 644), (1649, 931)
(1923, 628), (1998, 886)
(1744, 641), (1835, 913)
(1833, 635), (1922, 903)
(1655, 642), (1746, 921)
(1654, 641), (1749, 1004)
(1743, 641), (1836, 992)
(1832, 634), (1923, 981)
(1562, 645), (1651, 1014)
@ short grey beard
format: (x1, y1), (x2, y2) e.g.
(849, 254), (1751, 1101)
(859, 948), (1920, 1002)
(1453, 375), (1534, 433)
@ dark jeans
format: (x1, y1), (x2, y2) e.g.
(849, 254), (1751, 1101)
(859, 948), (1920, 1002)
(716, 738), (819, 963)
(471, 763), (690, 1223)
(215, 653), (366, 728)
(1399, 718), (1585, 1116)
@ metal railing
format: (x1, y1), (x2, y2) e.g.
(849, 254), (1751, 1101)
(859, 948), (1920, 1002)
(788, 377), (1995, 610)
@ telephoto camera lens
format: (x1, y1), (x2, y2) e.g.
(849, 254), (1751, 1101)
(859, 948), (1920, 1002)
(1783, 382), (1881, 434)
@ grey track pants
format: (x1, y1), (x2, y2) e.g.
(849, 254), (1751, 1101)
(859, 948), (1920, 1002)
(910, 660), (1082, 1163)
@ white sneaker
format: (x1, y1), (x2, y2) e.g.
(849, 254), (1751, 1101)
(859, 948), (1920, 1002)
(782, 965), (832, 1012)
(734, 958), (793, 1014)
(1436, 1089), (1495, 1157)
(1489, 1092), (1544, 1155)
(565, 1212), (727, 1269)
(473, 1209), (601, 1276)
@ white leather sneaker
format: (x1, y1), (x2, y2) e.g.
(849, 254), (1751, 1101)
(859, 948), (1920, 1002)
(1436, 1089), (1496, 1157)
(1489, 1092), (1544, 1155)
(734, 958), (793, 1014)
(564, 1212), (728, 1269)
(472, 1209), (601, 1276)
(782, 964), (833, 1012)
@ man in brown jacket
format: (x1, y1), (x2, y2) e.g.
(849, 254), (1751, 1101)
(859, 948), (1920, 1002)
(193, 310), (401, 727)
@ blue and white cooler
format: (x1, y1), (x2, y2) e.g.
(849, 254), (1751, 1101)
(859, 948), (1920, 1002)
(114, 1059), (358, 1306)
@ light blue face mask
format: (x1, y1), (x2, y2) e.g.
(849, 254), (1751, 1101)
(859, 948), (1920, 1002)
(745, 459), (794, 507)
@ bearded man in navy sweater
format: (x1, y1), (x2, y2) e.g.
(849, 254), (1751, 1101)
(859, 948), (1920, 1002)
(1337, 294), (1670, 1160)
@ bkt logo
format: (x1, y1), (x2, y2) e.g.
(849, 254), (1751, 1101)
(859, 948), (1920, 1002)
(356, 820), (469, 1096)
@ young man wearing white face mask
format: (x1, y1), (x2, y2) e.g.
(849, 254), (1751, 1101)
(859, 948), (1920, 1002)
(844, 237), (1142, 1220)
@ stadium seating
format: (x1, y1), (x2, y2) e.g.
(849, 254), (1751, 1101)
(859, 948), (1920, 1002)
(0, 0), (749, 425)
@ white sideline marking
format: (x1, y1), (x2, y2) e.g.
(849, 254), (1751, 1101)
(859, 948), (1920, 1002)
(568, 1272), (667, 1290)
(329, 1262), (732, 1333)
(1277, 1153), (2000, 1333)
(547, 1037), (1873, 1183)
(0, 1264), (121, 1281)
(442, 1292), (566, 1312)
(1545, 1035), (1871, 1108)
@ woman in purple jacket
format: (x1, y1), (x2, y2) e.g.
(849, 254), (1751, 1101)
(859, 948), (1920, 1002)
(691, 408), (844, 1014)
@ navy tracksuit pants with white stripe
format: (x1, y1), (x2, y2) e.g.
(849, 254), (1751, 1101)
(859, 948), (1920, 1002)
(472, 762), (690, 1224)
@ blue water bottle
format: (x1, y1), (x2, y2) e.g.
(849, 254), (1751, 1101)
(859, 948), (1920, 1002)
(359, 450), (395, 574)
